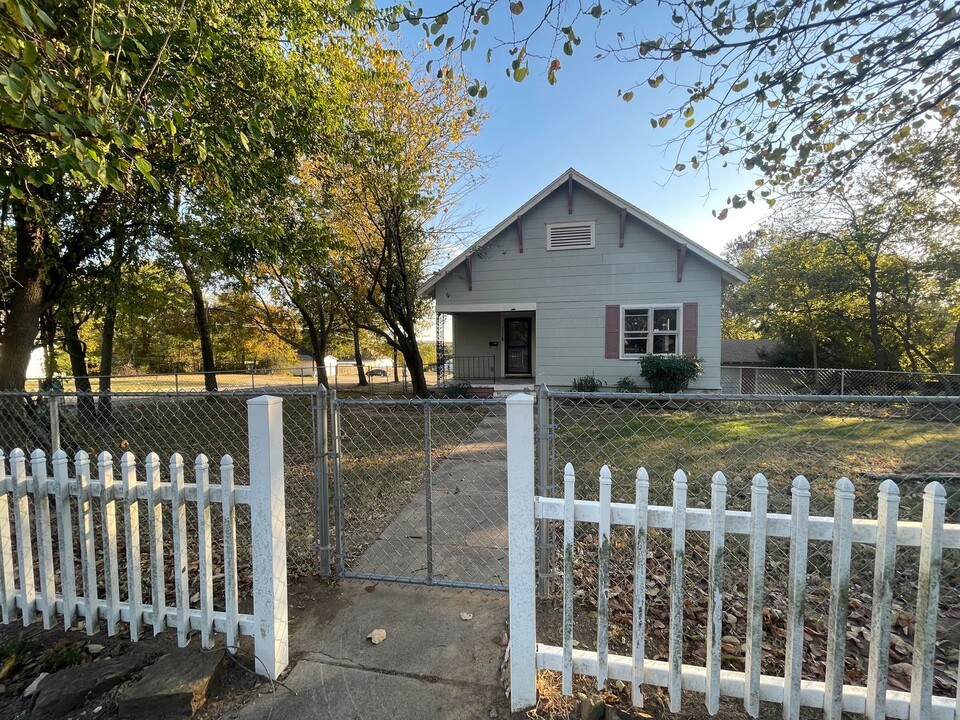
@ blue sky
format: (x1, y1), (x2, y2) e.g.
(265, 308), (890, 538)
(392, 5), (772, 260)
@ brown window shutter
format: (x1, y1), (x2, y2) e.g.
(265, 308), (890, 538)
(682, 302), (698, 356)
(604, 305), (621, 358)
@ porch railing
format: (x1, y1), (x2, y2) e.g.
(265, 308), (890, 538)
(452, 355), (496, 381)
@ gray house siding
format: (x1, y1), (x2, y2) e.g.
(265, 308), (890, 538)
(433, 183), (724, 389)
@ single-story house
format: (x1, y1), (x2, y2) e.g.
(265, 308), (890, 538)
(419, 168), (748, 390)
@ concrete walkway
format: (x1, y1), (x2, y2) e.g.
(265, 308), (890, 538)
(238, 581), (510, 720)
(351, 409), (509, 587)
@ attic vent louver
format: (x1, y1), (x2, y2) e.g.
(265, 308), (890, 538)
(546, 221), (595, 250)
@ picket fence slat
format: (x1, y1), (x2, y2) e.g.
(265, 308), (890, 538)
(631, 467), (649, 708)
(30, 450), (56, 630)
(744, 473), (768, 718)
(53, 450), (76, 630)
(121, 452), (143, 642)
(705, 471), (727, 716)
(0, 451), (15, 624)
(99, 452), (120, 637)
(866, 479), (900, 720)
(145, 452), (166, 636)
(561, 463), (575, 696)
(596, 466), (612, 690)
(12, 450), (36, 627)
(824, 477), (856, 720)
(170, 454), (189, 647)
(221, 455), (239, 651)
(668, 469), (687, 713)
(784, 475), (811, 720)
(196, 455), (214, 649)
(911, 482), (947, 720)
(76, 451), (99, 634)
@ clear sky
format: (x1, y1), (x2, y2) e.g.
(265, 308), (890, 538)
(391, 5), (772, 263)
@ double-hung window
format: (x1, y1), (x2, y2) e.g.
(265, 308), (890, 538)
(622, 306), (680, 357)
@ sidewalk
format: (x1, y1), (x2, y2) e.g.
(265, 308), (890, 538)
(238, 581), (510, 720)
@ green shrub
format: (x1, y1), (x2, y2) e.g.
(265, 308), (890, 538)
(615, 376), (641, 393)
(639, 355), (703, 393)
(571, 374), (605, 392)
(443, 381), (472, 398)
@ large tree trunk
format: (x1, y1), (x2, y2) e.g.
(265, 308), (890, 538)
(180, 256), (218, 392)
(352, 326), (367, 386)
(62, 315), (96, 419)
(395, 316), (428, 398)
(99, 235), (126, 417)
(306, 322), (329, 389)
(0, 216), (52, 390)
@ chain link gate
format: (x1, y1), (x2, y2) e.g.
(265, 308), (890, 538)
(328, 393), (511, 590)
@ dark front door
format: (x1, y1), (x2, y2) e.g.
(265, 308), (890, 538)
(504, 317), (532, 375)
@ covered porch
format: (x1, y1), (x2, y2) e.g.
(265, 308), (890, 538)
(436, 303), (536, 385)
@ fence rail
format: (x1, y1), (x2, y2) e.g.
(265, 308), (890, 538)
(506, 394), (960, 718)
(0, 396), (289, 679)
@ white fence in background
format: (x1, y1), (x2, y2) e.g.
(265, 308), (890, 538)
(505, 393), (960, 718)
(720, 365), (960, 396)
(0, 395), (288, 680)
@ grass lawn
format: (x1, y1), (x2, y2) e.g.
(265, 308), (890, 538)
(551, 401), (960, 519)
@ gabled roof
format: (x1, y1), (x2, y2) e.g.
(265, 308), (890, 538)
(419, 168), (749, 296)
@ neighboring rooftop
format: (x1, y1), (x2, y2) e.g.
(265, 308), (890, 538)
(721, 339), (782, 365)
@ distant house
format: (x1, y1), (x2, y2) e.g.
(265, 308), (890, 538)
(419, 169), (748, 389)
(721, 339), (782, 367)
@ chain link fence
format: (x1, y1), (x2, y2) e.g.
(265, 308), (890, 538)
(721, 365), (960, 396)
(538, 390), (960, 700)
(331, 395), (509, 590)
(23, 365), (436, 396)
(0, 388), (324, 584)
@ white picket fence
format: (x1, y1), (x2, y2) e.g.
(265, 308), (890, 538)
(505, 394), (960, 718)
(0, 395), (288, 679)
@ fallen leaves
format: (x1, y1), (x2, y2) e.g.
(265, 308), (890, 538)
(367, 629), (387, 645)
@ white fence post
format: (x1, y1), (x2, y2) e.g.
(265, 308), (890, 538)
(248, 395), (289, 681)
(506, 392), (537, 712)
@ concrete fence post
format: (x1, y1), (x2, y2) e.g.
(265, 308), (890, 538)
(247, 395), (289, 680)
(506, 392), (537, 712)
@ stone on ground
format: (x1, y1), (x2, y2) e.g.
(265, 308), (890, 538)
(117, 646), (226, 720)
(30, 652), (152, 720)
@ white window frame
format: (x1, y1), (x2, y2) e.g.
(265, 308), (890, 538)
(545, 220), (596, 251)
(620, 305), (682, 359)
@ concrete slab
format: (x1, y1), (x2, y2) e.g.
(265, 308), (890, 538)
(256, 581), (510, 720)
(237, 659), (507, 720)
(290, 582), (508, 686)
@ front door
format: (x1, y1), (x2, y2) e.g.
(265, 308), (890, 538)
(504, 317), (532, 375)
